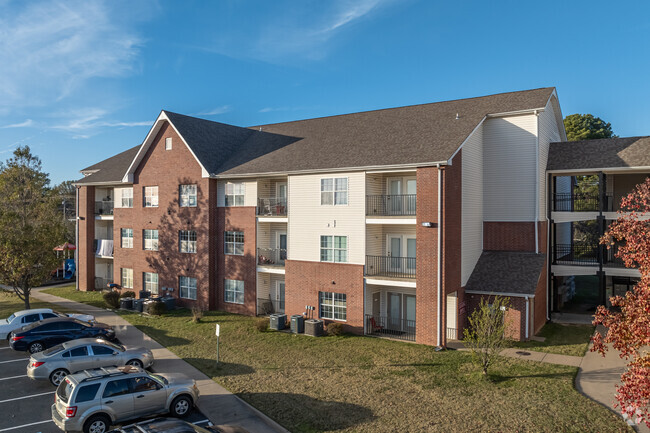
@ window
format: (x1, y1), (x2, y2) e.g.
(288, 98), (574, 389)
(179, 184), (197, 207)
(143, 229), (159, 251)
(22, 314), (40, 323)
(121, 268), (133, 289)
(224, 279), (244, 304)
(91, 345), (115, 356)
(179, 276), (197, 300)
(320, 235), (348, 263)
(69, 346), (88, 357)
(131, 377), (161, 392)
(41, 313), (57, 319)
(179, 230), (197, 253)
(319, 292), (347, 321)
(102, 379), (132, 398)
(224, 231), (244, 255)
(165, 137), (172, 150)
(121, 228), (133, 249)
(144, 272), (159, 295)
(144, 186), (158, 207)
(225, 182), (245, 206)
(321, 178), (348, 205)
(75, 384), (101, 404)
(121, 188), (133, 208)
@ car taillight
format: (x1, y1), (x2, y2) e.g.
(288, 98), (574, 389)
(11, 336), (24, 342)
(65, 406), (77, 418)
(31, 361), (45, 368)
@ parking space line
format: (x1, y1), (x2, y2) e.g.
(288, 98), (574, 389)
(0, 347), (12, 350)
(0, 375), (27, 381)
(193, 419), (210, 425)
(0, 420), (53, 432)
(0, 359), (28, 364)
(0, 391), (55, 404)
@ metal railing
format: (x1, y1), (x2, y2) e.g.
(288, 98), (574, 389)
(365, 255), (416, 279)
(257, 248), (287, 267)
(553, 243), (599, 266)
(604, 244), (626, 268)
(366, 194), (416, 216)
(94, 277), (112, 290)
(552, 192), (616, 212)
(446, 327), (458, 340)
(95, 201), (114, 215)
(257, 198), (287, 216)
(257, 298), (285, 315)
(365, 314), (415, 342)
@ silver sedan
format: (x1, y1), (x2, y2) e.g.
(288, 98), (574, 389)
(27, 338), (154, 386)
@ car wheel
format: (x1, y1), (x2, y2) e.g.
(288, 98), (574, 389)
(125, 359), (143, 368)
(28, 342), (44, 353)
(83, 414), (111, 433)
(170, 395), (192, 418)
(49, 369), (69, 386)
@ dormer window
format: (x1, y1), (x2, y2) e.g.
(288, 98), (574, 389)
(165, 137), (172, 150)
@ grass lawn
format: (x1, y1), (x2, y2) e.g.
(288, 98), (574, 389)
(42, 287), (630, 433)
(41, 284), (106, 309)
(0, 288), (78, 317)
(510, 323), (595, 357)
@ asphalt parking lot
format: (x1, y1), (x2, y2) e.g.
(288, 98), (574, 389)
(0, 339), (212, 433)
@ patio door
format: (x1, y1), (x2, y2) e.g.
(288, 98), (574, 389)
(276, 183), (287, 207)
(387, 292), (416, 331)
(277, 232), (287, 261)
(387, 235), (416, 273)
(388, 179), (402, 214)
(404, 295), (416, 332)
(275, 280), (285, 313)
(405, 178), (416, 214)
(388, 235), (402, 271)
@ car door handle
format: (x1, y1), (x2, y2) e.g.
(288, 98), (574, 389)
(105, 400), (113, 404)
(136, 395), (144, 398)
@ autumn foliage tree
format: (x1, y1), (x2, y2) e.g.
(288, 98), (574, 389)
(593, 177), (650, 426)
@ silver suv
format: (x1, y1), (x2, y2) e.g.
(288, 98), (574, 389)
(52, 366), (199, 433)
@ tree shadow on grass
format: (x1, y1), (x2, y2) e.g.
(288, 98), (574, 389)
(238, 392), (376, 432)
(130, 324), (191, 347)
(183, 358), (255, 377)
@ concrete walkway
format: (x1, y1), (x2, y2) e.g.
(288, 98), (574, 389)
(30, 287), (288, 433)
(499, 347), (583, 367)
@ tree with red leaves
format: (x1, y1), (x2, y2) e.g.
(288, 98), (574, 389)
(593, 177), (650, 427)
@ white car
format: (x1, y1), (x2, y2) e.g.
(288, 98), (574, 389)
(0, 308), (95, 340)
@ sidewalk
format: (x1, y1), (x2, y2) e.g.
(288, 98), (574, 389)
(31, 287), (289, 433)
(499, 347), (582, 367)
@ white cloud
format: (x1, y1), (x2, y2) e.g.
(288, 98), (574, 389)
(50, 108), (150, 133)
(0, 119), (34, 128)
(197, 106), (232, 116)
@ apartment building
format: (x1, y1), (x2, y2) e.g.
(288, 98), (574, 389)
(76, 87), (569, 346)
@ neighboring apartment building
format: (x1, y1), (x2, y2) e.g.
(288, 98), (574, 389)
(76, 87), (571, 346)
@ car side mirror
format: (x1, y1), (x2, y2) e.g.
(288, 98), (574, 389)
(112, 352), (118, 356)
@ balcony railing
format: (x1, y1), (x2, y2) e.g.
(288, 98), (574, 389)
(94, 239), (114, 257)
(365, 314), (415, 342)
(604, 244), (627, 268)
(257, 298), (285, 315)
(95, 201), (114, 216)
(366, 194), (416, 216)
(365, 255), (416, 279)
(257, 198), (287, 216)
(553, 243), (598, 266)
(552, 192), (615, 212)
(257, 248), (286, 267)
(94, 277), (112, 290)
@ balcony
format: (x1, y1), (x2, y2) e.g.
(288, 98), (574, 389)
(552, 192), (614, 212)
(94, 239), (114, 258)
(257, 198), (287, 217)
(257, 298), (285, 315)
(95, 201), (114, 216)
(604, 244), (626, 268)
(257, 248), (286, 267)
(365, 314), (415, 342)
(552, 243), (598, 266)
(366, 194), (416, 216)
(365, 255), (416, 279)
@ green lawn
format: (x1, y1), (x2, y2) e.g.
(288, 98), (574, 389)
(511, 323), (595, 357)
(0, 288), (78, 316)
(41, 287), (629, 433)
(42, 284), (106, 309)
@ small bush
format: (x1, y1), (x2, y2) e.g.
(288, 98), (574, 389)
(120, 290), (136, 299)
(145, 301), (166, 316)
(255, 317), (269, 332)
(103, 291), (120, 309)
(191, 306), (204, 323)
(326, 322), (344, 336)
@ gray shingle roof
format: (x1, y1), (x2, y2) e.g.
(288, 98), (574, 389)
(77, 145), (141, 184)
(464, 252), (545, 296)
(547, 136), (650, 171)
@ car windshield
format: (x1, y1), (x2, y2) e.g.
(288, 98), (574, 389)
(149, 374), (168, 386)
(7, 314), (15, 322)
(43, 344), (65, 356)
(103, 341), (125, 352)
(56, 379), (73, 404)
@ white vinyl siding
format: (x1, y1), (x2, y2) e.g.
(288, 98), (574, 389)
(217, 180), (258, 207)
(461, 123), (484, 286)
(114, 187), (133, 208)
(288, 172), (365, 263)
(179, 276), (197, 300)
(483, 114), (538, 221)
(537, 96), (563, 219)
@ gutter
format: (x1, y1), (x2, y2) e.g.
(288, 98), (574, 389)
(534, 110), (540, 254)
(525, 296), (530, 339)
(437, 163), (442, 347)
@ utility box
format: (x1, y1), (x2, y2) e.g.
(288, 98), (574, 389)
(290, 315), (305, 334)
(304, 319), (324, 337)
(270, 314), (287, 330)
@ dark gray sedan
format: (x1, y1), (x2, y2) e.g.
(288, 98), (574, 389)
(27, 338), (154, 385)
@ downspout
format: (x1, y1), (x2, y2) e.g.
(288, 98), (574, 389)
(75, 186), (79, 292)
(437, 164), (442, 347)
(534, 110), (540, 254)
(524, 296), (530, 339)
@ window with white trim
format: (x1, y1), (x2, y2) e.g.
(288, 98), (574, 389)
(121, 228), (133, 249)
(143, 272), (159, 295)
(121, 188), (133, 208)
(224, 231), (244, 255)
(319, 291), (346, 321)
(321, 177), (348, 205)
(179, 276), (197, 300)
(143, 229), (158, 251)
(320, 235), (347, 263)
(225, 182), (245, 206)
(165, 137), (172, 150)
(121, 268), (133, 289)
(179, 184), (197, 207)
(144, 186), (158, 207)
(179, 230), (197, 253)
(224, 279), (244, 304)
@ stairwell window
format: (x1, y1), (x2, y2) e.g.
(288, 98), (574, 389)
(321, 177), (348, 205)
(121, 228), (133, 249)
(319, 291), (346, 321)
(165, 137), (172, 150)
(143, 229), (158, 251)
(180, 184), (197, 207)
(121, 188), (133, 208)
(121, 268), (133, 289)
(224, 231), (244, 255)
(179, 276), (197, 300)
(144, 186), (158, 207)
(320, 235), (348, 263)
(179, 230), (197, 253)
(143, 272), (159, 295)
(225, 279), (244, 304)
(225, 182), (245, 206)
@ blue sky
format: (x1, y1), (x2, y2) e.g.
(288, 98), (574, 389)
(1, 0), (649, 185)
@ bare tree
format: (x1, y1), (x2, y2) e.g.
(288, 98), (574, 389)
(463, 296), (511, 376)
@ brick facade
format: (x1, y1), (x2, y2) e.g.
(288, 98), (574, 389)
(77, 186), (95, 292)
(483, 221), (536, 251)
(442, 152), (462, 346)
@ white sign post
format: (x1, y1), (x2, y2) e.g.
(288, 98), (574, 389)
(215, 324), (220, 364)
